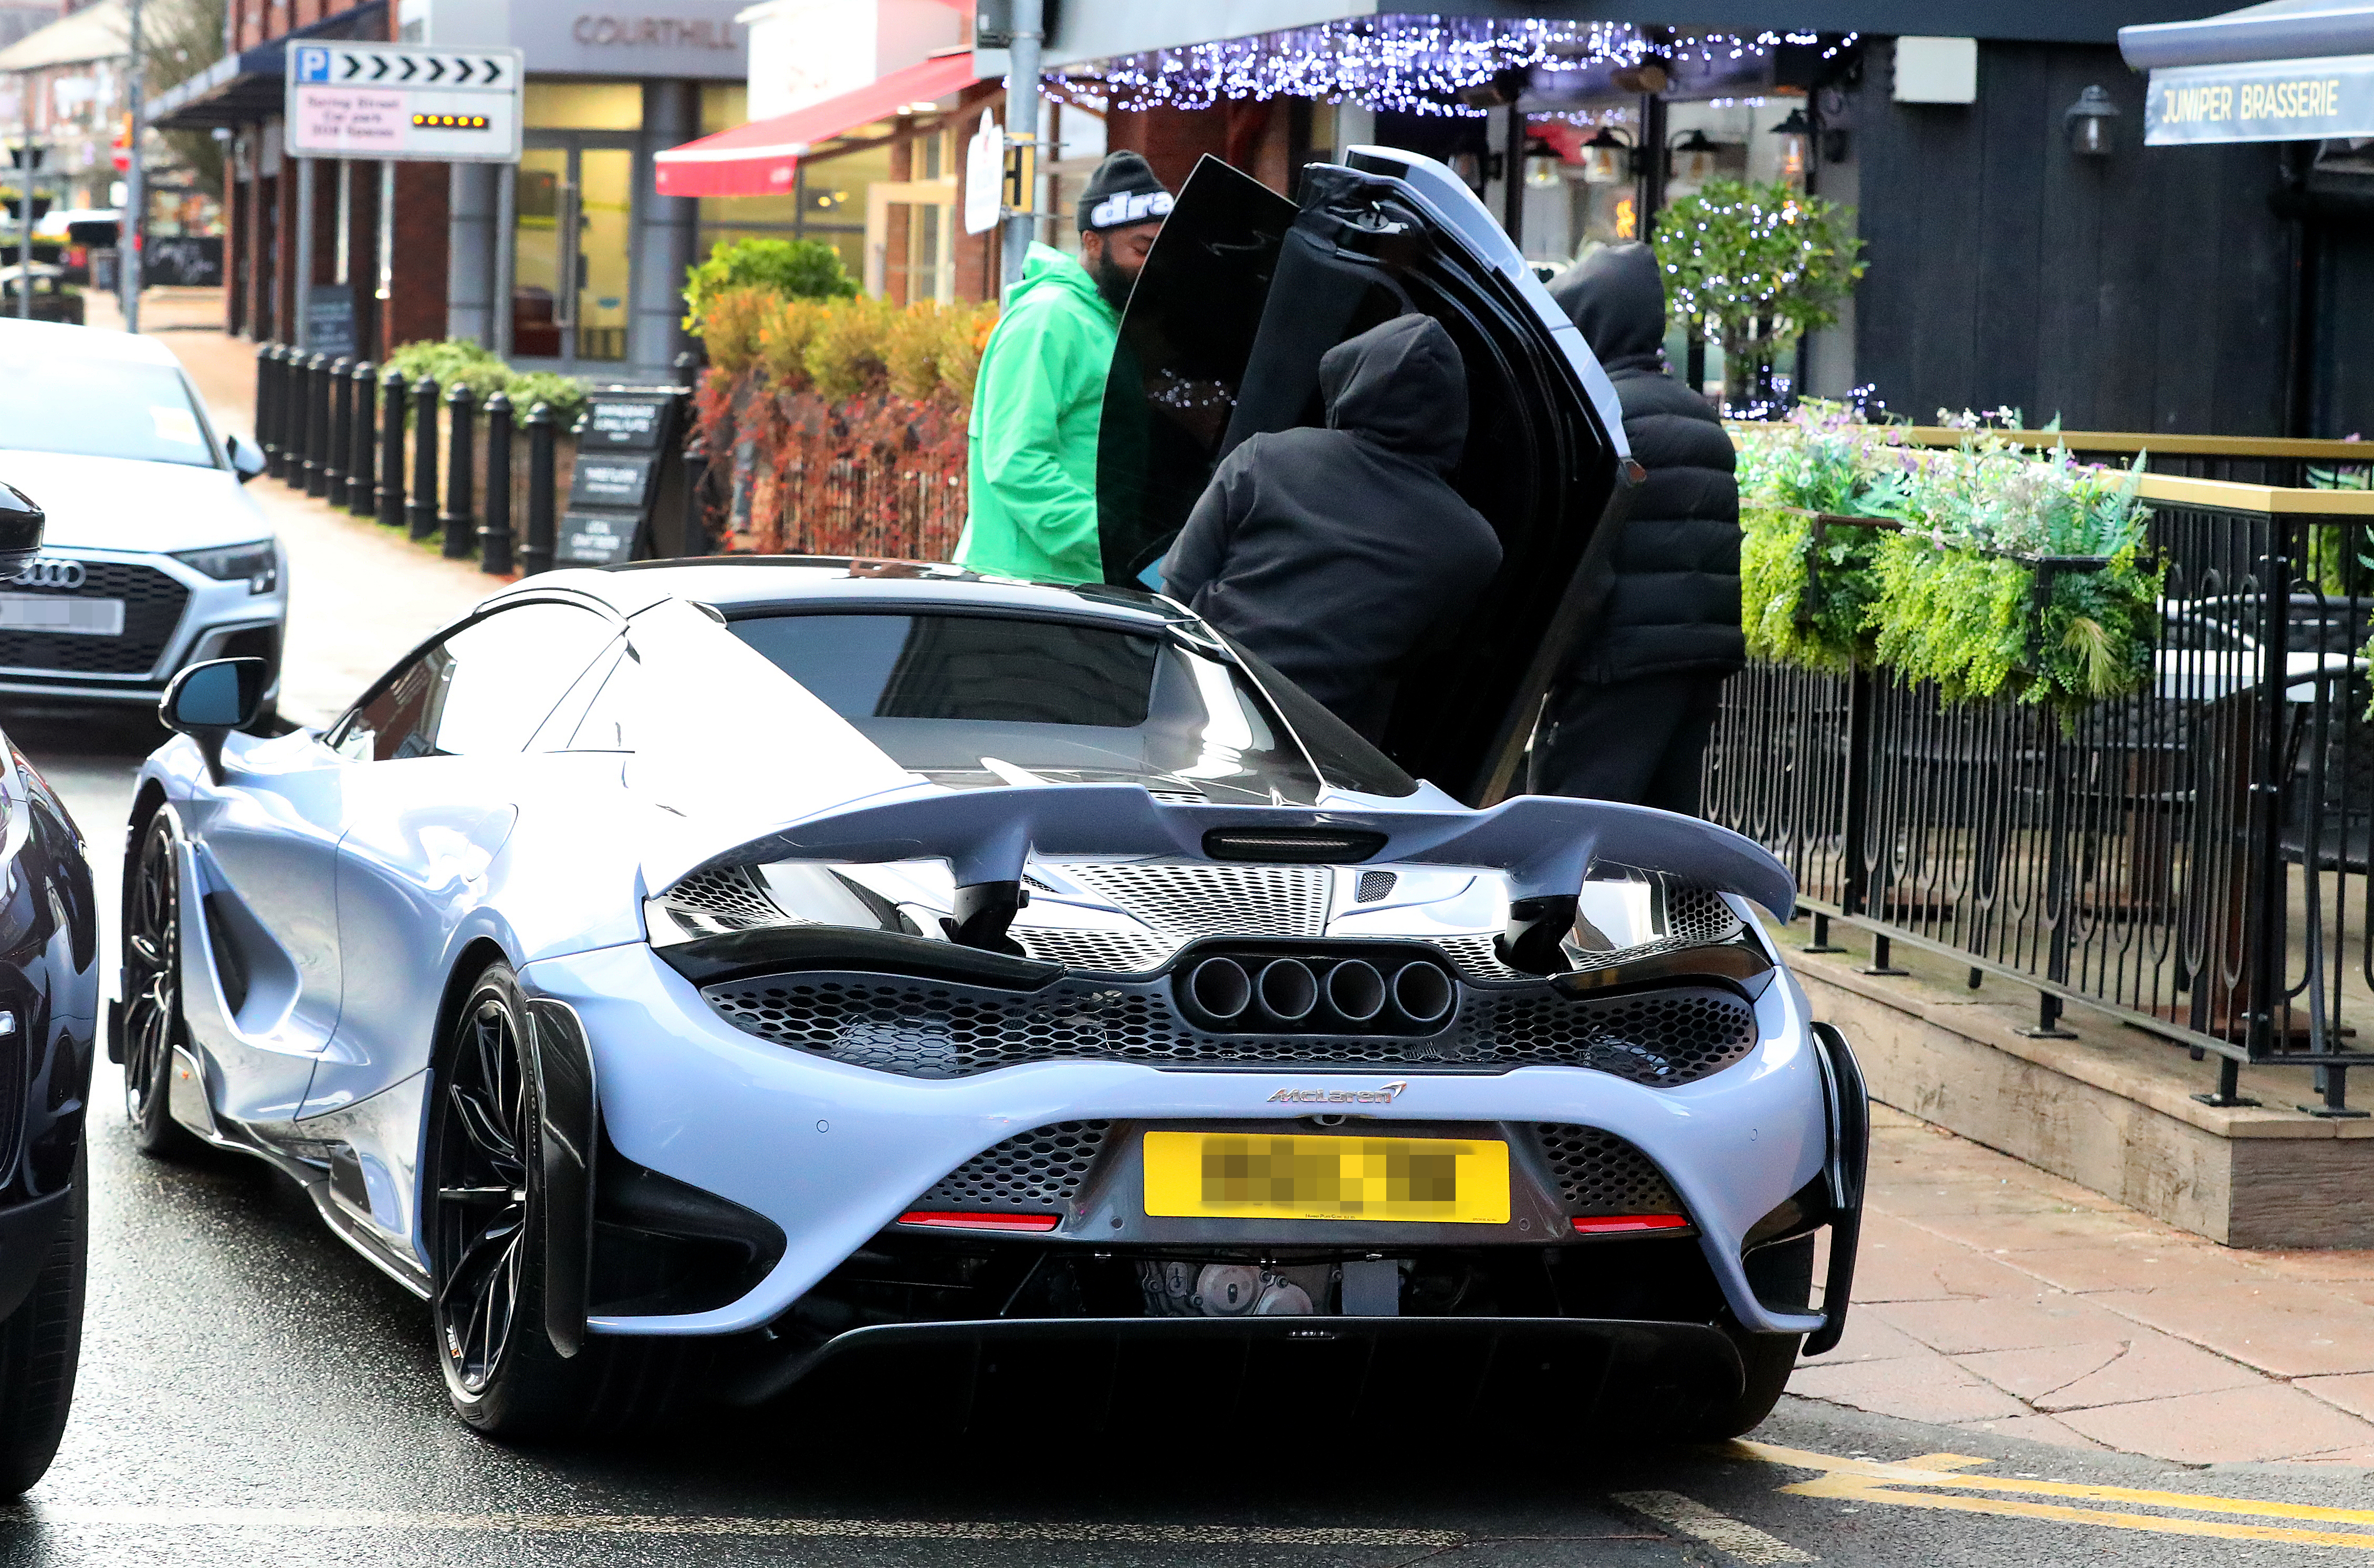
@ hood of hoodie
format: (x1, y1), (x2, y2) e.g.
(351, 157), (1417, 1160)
(1547, 241), (1666, 374)
(1317, 313), (1467, 471)
(1007, 240), (1119, 323)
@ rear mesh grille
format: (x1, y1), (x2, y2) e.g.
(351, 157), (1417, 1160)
(1008, 928), (1172, 973)
(701, 972), (1759, 1083)
(1463, 988), (1759, 1086)
(664, 866), (786, 933)
(920, 1121), (1112, 1212)
(1536, 1124), (1685, 1216)
(1052, 862), (1329, 941)
(0, 559), (189, 676)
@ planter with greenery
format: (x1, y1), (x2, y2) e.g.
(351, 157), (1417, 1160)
(1651, 178), (1864, 413)
(688, 250), (995, 559)
(1736, 411), (2164, 719)
(1735, 399), (1913, 669)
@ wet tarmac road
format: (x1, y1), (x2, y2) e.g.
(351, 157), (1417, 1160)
(8, 711), (2374, 1568)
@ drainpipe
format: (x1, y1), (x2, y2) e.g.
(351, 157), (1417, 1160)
(1000, 0), (1042, 298)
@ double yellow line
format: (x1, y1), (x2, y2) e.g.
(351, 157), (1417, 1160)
(1739, 1441), (2374, 1550)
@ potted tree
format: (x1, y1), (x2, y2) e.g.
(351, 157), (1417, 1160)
(1651, 177), (1863, 414)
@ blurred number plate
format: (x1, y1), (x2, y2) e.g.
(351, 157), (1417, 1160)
(0, 594), (123, 636)
(1143, 1131), (1509, 1224)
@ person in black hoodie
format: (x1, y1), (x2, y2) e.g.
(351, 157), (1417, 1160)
(1533, 241), (1744, 813)
(1164, 313), (1503, 742)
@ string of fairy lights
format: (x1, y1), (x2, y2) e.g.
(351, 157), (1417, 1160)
(1062, 17), (1856, 118)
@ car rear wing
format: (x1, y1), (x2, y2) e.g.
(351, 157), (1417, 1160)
(644, 784), (1793, 970)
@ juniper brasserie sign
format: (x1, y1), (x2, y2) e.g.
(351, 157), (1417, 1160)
(2147, 53), (2374, 144)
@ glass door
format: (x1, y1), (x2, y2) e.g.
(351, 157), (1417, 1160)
(513, 135), (635, 367)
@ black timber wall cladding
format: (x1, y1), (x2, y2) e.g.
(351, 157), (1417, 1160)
(1853, 39), (2292, 435)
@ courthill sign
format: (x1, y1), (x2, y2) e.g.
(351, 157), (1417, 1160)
(2147, 52), (2374, 144)
(284, 43), (526, 163)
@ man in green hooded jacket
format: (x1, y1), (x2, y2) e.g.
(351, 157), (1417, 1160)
(959, 150), (1171, 584)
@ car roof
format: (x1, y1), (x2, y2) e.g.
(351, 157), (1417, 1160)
(0, 318), (181, 365)
(504, 556), (1185, 630)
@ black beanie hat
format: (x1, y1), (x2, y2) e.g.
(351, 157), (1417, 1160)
(1078, 150), (1174, 234)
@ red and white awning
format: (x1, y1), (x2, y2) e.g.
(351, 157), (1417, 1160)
(655, 53), (981, 199)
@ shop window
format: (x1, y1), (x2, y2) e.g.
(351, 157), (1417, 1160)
(526, 82), (644, 131)
(702, 83), (748, 136)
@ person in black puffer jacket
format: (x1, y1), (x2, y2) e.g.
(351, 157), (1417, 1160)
(1532, 241), (1743, 813)
(1165, 313), (1503, 742)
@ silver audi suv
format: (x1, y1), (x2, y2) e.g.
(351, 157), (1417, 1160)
(0, 319), (283, 716)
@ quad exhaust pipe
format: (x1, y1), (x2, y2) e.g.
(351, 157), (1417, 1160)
(1182, 953), (1457, 1031)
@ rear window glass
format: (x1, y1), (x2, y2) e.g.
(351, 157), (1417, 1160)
(726, 610), (1415, 803)
(733, 613), (1157, 728)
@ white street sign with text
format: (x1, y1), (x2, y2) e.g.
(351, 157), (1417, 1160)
(284, 43), (525, 163)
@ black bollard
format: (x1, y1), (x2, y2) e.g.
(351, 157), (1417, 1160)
(378, 366), (407, 529)
(348, 361), (378, 518)
(257, 343), (283, 477)
(408, 375), (440, 541)
(521, 401), (556, 576)
(304, 354), (331, 498)
(282, 351), (309, 488)
(479, 391), (515, 575)
(441, 382), (477, 560)
(325, 356), (352, 508)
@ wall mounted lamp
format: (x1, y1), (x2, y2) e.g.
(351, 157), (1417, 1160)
(2065, 85), (2118, 158)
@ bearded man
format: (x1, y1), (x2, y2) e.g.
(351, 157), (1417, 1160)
(958, 150), (1170, 585)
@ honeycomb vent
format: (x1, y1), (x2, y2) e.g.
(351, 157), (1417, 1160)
(663, 866), (787, 934)
(920, 1121), (1112, 1212)
(1007, 928), (1173, 974)
(1465, 987), (1759, 1086)
(701, 972), (1759, 1083)
(1534, 1124), (1685, 1215)
(1052, 862), (1329, 942)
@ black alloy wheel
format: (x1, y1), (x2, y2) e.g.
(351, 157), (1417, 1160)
(427, 961), (637, 1437)
(121, 813), (196, 1155)
(430, 970), (535, 1406)
(427, 963), (696, 1438)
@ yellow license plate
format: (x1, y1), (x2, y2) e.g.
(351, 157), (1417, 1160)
(1143, 1132), (1510, 1224)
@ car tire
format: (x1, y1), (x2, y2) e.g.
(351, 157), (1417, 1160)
(425, 961), (689, 1440)
(1689, 1330), (1802, 1441)
(121, 812), (201, 1158)
(0, 1145), (89, 1497)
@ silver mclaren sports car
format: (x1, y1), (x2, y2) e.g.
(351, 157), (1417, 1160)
(117, 559), (1864, 1440)
(113, 144), (1864, 1443)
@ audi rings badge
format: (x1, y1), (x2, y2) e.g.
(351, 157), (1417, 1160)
(12, 557), (85, 591)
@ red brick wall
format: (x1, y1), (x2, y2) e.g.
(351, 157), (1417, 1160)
(1105, 101), (1294, 201)
(383, 162), (447, 352)
(951, 82), (1001, 304)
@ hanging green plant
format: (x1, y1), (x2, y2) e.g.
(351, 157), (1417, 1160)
(1868, 447), (2163, 720)
(1735, 400), (1913, 668)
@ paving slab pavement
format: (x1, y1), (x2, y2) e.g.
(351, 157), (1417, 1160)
(1814, 1103), (2374, 1464)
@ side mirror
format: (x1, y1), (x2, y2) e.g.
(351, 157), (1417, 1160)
(226, 434), (266, 482)
(0, 482), (43, 578)
(161, 657), (269, 784)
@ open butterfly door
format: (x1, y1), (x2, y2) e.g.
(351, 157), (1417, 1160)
(1097, 148), (1635, 807)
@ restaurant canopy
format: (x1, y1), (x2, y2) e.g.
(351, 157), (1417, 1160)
(2121, 1), (2374, 143)
(653, 52), (978, 198)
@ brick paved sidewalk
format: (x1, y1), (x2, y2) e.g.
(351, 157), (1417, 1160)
(96, 290), (501, 725)
(1806, 1104), (2374, 1465)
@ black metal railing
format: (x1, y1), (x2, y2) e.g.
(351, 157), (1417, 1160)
(248, 342), (707, 576)
(1707, 480), (2374, 1114)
